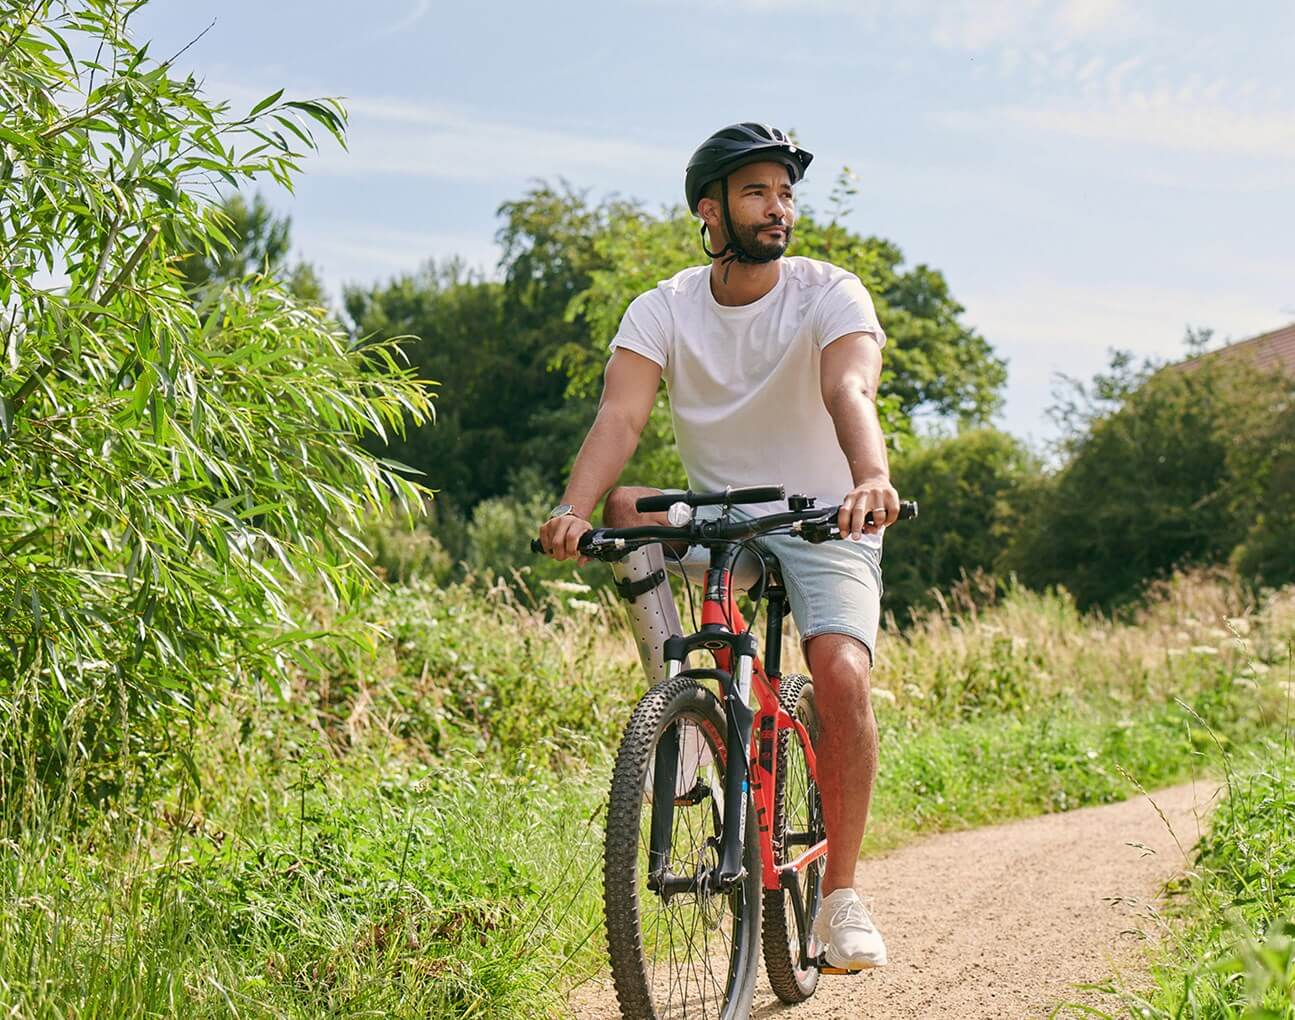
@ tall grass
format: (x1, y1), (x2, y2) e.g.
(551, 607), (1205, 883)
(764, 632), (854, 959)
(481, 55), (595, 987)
(1074, 639), (1295, 1019)
(0, 569), (1291, 1017)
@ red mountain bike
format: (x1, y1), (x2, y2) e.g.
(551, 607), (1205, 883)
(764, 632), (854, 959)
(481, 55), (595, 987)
(536, 485), (916, 1018)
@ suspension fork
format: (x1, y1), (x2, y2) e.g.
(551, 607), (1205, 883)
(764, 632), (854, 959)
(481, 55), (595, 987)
(649, 542), (762, 892)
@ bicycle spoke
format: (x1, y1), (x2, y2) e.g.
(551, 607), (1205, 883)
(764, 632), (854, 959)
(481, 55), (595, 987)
(632, 712), (741, 1017)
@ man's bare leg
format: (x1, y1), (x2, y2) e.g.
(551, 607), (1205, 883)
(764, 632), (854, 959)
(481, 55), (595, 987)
(806, 632), (878, 894)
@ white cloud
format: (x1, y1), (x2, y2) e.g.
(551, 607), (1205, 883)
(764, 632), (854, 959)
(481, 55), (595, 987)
(966, 277), (1290, 440)
(317, 104), (675, 181)
(1058, 0), (1125, 35)
(293, 222), (503, 300)
(208, 81), (677, 183)
(998, 100), (1295, 158)
(359, 0), (433, 40)
(643, 0), (1137, 48)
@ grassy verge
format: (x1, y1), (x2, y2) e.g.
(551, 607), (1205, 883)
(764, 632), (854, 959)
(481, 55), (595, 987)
(0, 571), (1291, 1018)
(1066, 668), (1295, 1018)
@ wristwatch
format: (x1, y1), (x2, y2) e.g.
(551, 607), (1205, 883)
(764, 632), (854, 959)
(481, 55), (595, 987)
(547, 503), (577, 521)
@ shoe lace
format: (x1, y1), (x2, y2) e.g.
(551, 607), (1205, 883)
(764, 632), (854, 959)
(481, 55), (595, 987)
(828, 896), (875, 932)
(828, 890), (880, 931)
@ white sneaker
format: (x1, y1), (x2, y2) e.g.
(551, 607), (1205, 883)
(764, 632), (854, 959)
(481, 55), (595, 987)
(812, 889), (888, 969)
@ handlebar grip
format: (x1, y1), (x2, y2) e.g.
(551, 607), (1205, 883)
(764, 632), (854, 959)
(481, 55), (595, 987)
(635, 492), (682, 513)
(530, 537), (545, 554)
(863, 500), (918, 525)
(721, 484), (786, 506)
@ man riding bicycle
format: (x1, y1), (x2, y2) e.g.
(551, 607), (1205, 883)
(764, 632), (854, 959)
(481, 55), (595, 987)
(538, 122), (895, 971)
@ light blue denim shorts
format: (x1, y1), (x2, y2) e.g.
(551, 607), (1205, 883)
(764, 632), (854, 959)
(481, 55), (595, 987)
(670, 504), (884, 662)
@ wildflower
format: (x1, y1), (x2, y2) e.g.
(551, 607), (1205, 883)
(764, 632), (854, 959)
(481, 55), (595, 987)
(544, 580), (593, 594)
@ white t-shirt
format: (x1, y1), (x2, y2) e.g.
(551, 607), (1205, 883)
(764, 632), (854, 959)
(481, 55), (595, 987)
(609, 256), (887, 546)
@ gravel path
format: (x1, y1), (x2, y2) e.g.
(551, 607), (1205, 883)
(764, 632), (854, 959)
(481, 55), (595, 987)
(567, 780), (1219, 1020)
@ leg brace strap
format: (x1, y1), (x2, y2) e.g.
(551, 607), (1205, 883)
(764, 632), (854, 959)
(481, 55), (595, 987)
(615, 569), (667, 602)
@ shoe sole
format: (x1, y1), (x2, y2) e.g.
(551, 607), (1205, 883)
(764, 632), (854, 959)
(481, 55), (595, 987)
(816, 953), (887, 974)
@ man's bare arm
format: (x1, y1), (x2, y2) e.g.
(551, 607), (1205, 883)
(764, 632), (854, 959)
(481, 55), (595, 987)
(540, 349), (661, 560)
(820, 333), (899, 539)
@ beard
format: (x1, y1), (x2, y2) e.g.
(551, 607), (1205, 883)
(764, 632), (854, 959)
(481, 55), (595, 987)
(728, 217), (793, 261)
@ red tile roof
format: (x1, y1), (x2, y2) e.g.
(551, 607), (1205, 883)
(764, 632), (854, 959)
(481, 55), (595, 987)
(1186, 322), (1295, 376)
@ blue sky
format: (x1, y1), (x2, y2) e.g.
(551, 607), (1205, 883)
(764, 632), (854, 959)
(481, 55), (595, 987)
(135, 0), (1294, 442)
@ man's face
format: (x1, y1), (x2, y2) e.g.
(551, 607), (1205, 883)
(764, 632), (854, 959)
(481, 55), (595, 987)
(704, 160), (796, 260)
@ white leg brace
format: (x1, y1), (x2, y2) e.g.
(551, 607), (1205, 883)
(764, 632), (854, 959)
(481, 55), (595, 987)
(612, 543), (683, 687)
(615, 544), (715, 799)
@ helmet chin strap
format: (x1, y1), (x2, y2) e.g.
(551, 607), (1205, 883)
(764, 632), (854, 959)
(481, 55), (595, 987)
(699, 176), (782, 267)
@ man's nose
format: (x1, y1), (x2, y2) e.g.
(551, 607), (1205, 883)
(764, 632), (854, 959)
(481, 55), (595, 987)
(767, 194), (791, 220)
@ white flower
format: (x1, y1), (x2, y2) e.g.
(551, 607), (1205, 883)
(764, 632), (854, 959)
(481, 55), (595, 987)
(871, 687), (896, 704)
(544, 580), (592, 594)
(567, 597), (600, 615)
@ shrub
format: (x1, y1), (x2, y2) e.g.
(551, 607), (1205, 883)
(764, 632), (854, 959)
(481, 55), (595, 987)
(883, 427), (1041, 618)
(0, 1), (431, 782)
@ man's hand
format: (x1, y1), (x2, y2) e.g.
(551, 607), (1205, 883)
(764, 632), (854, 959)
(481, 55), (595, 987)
(539, 513), (593, 563)
(838, 476), (900, 540)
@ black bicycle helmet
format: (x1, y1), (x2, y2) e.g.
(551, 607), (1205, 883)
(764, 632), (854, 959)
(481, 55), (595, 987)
(685, 123), (812, 214)
(685, 123), (813, 264)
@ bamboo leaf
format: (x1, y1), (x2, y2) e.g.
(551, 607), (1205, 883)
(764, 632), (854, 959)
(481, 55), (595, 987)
(250, 87), (284, 116)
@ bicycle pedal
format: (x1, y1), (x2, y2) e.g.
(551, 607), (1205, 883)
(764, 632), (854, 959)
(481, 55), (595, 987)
(815, 955), (865, 976)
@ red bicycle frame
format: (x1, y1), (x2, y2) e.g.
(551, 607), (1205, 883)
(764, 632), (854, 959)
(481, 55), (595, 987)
(685, 561), (826, 893)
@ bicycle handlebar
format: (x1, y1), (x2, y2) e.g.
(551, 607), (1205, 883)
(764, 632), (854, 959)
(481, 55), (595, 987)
(635, 485), (786, 513)
(530, 499), (918, 558)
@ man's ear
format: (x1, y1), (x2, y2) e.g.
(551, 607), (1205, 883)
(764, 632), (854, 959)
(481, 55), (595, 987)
(697, 197), (722, 236)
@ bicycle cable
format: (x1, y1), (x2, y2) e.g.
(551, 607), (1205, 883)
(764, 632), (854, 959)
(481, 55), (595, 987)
(661, 541), (701, 635)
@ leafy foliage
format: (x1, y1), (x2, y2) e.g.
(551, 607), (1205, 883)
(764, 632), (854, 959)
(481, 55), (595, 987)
(883, 428), (1041, 618)
(1004, 350), (1291, 610)
(0, 0), (431, 775)
(178, 191), (327, 304)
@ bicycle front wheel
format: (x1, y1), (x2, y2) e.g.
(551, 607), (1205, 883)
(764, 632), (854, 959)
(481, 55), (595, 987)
(603, 675), (762, 1020)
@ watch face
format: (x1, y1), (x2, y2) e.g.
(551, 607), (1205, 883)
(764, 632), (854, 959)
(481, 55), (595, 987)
(548, 503), (575, 520)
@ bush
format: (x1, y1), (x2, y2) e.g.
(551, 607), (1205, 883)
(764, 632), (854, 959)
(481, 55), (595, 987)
(883, 428), (1041, 618)
(1004, 355), (1287, 610)
(0, 2), (431, 782)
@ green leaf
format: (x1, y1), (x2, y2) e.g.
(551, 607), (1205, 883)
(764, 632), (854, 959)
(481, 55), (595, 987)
(250, 88), (285, 116)
(0, 125), (39, 149)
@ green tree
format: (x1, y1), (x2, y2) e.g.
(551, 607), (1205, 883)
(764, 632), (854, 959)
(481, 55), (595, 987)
(1228, 374), (1295, 589)
(1004, 350), (1285, 609)
(883, 429), (1042, 618)
(0, 1), (431, 775)
(345, 260), (583, 508)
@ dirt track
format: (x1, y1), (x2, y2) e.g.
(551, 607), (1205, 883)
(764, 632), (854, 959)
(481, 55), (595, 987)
(567, 780), (1218, 1020)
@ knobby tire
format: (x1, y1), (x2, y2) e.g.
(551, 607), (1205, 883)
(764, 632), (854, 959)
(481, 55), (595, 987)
(603, 676), (762, 1020)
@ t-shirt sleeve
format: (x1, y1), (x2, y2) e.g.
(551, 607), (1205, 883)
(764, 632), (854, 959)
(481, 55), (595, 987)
(609, 289), (670, 369)
(813, 273), (887, 352)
